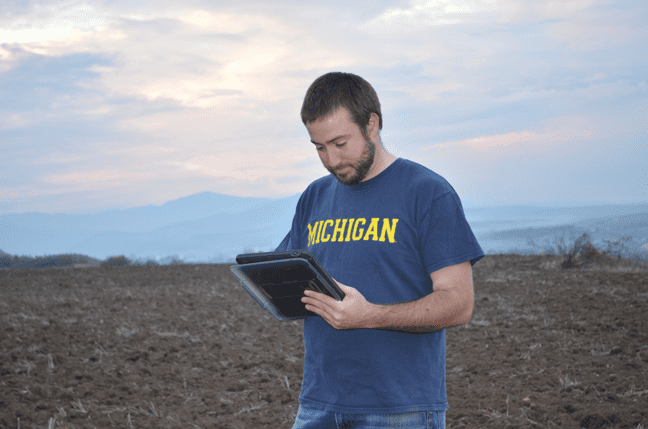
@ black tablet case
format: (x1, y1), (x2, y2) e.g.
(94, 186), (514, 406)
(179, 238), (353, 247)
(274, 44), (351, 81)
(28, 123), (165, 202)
(229, 250), (344, 320)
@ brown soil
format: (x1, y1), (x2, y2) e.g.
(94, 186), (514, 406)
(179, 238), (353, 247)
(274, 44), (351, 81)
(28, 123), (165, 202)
(1, 255), (647, 428)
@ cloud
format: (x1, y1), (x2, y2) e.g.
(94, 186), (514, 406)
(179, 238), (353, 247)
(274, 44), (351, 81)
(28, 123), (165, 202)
(0, 0), (646, 213)
(358, 0), (648, 107)
(417, 106), (647, 206)
(0, 2), (109, 62)
(1, 4), (308, 110)
(361, 0), (486, 33)
(44, 169), (148, 186)
(178, 149), (312, 183)
(80, 10), (314, 109)
(493, 0), (597, 23)
(360, 0), (603, 36)
(0, 50), (114, 110)
(0, 26), (82, 44)
(0, 113), (28, 130)
(0, 189), (50, 202)
(423, 130), (551, 153)
(424, 106), (647, 153)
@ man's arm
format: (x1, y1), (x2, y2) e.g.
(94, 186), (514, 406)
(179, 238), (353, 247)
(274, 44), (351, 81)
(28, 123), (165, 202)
(371, 261), (474, 333)
(301, 261), (475, 333)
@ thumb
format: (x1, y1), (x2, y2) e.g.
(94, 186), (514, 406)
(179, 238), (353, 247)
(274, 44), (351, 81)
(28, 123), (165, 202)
(334, 280), (353, 292)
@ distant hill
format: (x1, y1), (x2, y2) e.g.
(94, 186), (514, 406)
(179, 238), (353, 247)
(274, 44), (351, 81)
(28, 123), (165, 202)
(474, 206), (648, 258)
(1, 192), (646, 262)
(1, 192), (298, 262)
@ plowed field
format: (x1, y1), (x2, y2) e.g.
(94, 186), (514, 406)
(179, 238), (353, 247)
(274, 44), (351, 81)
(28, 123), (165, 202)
(1, 255), (647, 428)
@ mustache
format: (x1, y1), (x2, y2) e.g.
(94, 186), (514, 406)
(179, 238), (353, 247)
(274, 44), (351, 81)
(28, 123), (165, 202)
(332, 164), (353, 172)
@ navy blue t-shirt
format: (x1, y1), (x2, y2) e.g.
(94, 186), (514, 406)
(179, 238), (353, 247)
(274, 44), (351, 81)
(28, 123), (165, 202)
(276, 157), (484, 414)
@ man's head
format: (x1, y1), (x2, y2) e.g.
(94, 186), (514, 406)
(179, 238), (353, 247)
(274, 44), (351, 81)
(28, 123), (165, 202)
(301, 72), (382, 141)
(302, 72), (388, 185)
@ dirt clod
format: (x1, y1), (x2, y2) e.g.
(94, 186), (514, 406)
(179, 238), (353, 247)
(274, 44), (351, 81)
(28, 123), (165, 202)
(1, 255), (647, 428)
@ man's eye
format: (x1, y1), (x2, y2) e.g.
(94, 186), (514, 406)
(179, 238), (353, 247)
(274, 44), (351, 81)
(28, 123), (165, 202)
(316, 146), (324, 151)
(336, 142), (346, 147)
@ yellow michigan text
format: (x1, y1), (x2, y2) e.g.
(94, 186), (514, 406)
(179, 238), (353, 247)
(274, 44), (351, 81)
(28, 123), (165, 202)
(307, 218), (399, 246)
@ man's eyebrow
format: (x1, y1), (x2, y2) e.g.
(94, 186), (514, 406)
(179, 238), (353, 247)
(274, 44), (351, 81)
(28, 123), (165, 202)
(310, 135), (346, 145)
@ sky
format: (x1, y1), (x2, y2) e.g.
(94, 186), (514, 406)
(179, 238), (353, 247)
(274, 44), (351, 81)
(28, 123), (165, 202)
(1, 0), (647, 215)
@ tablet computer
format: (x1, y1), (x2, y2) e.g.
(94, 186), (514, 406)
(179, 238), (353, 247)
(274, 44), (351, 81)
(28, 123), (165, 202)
(229, 250), (344, 321)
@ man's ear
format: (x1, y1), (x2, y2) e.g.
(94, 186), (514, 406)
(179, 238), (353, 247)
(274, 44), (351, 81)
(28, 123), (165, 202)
(367, 112), (380, 140)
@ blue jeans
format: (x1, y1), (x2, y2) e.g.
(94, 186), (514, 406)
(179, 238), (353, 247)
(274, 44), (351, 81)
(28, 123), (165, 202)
(291, 404), (446, 429)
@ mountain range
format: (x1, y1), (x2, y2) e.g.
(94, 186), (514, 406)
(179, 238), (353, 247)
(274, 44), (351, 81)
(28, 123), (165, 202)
(1, 192), (647, 263)
(1, 192), (298, 262)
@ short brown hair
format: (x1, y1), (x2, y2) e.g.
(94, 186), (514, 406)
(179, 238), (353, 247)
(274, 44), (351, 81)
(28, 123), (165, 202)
(301, 72), (382, 135)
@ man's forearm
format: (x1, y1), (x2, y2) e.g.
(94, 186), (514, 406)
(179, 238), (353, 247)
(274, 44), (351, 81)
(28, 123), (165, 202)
(368, 288), (473, 333)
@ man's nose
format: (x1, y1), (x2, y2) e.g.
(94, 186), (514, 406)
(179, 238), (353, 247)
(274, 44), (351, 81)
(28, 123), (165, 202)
(327, 148), (343, 169)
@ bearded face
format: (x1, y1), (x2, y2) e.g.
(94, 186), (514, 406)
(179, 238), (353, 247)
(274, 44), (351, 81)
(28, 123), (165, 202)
(324, 137), (376, 185)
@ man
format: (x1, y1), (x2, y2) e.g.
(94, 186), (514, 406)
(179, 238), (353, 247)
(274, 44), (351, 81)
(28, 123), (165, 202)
(276, 72), (484, 428)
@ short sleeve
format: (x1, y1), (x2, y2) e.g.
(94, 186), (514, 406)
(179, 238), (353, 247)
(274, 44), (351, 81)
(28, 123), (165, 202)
(275, 193), (307, 251)
(419, 191), (484, 274)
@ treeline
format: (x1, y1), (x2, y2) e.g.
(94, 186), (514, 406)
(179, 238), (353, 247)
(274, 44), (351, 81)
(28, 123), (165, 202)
(101, 255), (188, 267)
(0, 250), (188, 269)
(2, 233), (645, 270)
(0, 250), (102, 269)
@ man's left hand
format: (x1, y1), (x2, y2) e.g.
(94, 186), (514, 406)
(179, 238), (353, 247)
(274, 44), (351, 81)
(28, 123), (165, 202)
(301, 280), (375, 330)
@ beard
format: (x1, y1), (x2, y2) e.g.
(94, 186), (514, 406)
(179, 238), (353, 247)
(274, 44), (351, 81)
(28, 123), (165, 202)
(325, 138), (376, 185)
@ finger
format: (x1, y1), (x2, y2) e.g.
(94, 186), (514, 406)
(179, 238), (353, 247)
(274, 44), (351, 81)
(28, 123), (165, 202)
(305, 303), (332, 323)
(304, 290), (337, 305)
(304, 290), (327, 300)
(301, 296), (316, 307)
(303, 296), (333, 315)
(304, 303), (318, 315)
(304, 299), (334, 321)
(302, 296), (323, 312)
